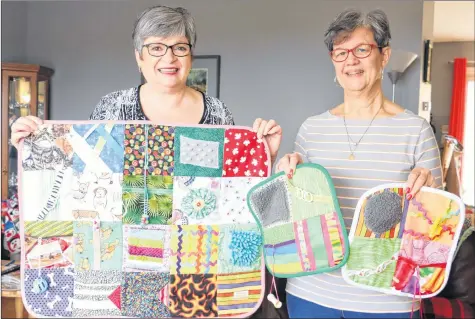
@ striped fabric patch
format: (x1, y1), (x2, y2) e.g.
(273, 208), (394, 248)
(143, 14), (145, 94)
(25, 221), (73, 237)
(321, 212), (344, 266)
(217, 271), (262, 317)
(72, 270), (121, 317)
(293, 220), (316, 272)
(37, 169), (66, 220)
(123, 225), (170, 272)
(264, 240), (302, 274)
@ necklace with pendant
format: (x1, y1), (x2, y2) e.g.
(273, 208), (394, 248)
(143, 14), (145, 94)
(343, 103), (383, 160)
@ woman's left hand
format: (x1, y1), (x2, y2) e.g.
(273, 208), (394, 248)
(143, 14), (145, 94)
(252, 118), (282, 165)
(405, 167), (436, 200)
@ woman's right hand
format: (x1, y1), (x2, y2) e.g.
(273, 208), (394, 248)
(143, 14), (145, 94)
(275, 152), (303, 178)
(10, 116), (43, 149)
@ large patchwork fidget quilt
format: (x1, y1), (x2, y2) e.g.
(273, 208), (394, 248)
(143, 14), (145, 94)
(247, 163), (349, 278)
(342, 183), (465, 298)
(19, 122), (269, 318)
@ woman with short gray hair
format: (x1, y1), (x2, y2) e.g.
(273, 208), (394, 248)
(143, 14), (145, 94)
(275, 8), (441, 319)
(11, 5), (282, 164)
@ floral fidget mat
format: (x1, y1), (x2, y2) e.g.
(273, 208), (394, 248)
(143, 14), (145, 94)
(18, 122), (270, 318)
(342, 184), (465, 299)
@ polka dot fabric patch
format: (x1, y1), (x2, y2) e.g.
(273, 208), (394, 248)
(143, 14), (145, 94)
(174, 127), (225, 177)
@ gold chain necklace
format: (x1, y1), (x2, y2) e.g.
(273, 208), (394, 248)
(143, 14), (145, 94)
(343, 104), (383, 160)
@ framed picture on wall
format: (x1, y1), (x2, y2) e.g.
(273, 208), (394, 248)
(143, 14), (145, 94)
(187, 55), (221, 98)
(140, 55), (221, 98)
(423, 39), (433, 83)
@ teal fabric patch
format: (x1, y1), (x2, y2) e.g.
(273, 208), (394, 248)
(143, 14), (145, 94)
(100, 222), (123, 269)
(74, 222), (94, 271)
(174, 127), (225, 177)
(73, 221), (122, 270)
(218, 224), (262, 274)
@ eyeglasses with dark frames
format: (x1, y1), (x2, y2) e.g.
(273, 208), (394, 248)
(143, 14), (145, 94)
(142, 42), (192, 57)
(330, 44), (383, 62)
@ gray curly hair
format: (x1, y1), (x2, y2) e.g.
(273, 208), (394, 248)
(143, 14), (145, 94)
(133, 5), (197, 55)
(324, 8), (391, 52)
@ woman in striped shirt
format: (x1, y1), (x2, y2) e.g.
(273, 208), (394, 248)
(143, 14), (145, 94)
(276, 8), (442, 319)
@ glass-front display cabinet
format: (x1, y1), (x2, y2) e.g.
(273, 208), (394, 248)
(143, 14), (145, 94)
(1, 63), (54, 200)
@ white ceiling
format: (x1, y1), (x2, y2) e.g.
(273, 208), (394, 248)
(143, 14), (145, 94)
(433, 1), (475, 42)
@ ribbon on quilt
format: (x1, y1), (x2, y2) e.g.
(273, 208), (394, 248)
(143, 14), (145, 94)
(247, 163), (349, 278)
(19, 121), (268, 319)
(342, 183), (466, 299)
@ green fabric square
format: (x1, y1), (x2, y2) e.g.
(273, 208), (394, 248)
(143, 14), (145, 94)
(306, 216), (330, 269)
(287, 168), (335, 221)
(122, 188), (172, 225)
(346, 237), (401, 288)
(263, 223), (295, 246)
(174, 127), (225, 177)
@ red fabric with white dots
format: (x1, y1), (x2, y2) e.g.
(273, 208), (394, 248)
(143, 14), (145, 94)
(223, 129), (269, 177)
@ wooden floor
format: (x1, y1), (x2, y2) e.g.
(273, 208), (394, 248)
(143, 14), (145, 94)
(1, 297), (34, 318)
(2, 259), (35, 318)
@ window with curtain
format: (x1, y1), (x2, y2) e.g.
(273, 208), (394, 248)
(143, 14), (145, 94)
(462, 66), (474, 206)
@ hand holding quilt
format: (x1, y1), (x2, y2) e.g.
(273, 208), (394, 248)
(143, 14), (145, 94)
(19, 121), (271, 318)
(342, 183), (465, 298)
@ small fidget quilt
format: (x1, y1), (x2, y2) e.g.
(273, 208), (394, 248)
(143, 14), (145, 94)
(342, 183), (465, 298)
(19, 122), (270, 318)
(247, 163), (349, 278)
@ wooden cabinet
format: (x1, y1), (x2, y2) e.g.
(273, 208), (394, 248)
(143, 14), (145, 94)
(1, 63), (54, 200)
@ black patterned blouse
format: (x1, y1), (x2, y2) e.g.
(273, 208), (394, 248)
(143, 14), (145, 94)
(89, 86), (234, 125)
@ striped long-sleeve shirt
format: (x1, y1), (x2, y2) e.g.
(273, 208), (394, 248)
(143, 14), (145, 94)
(286, 109), (443, 313)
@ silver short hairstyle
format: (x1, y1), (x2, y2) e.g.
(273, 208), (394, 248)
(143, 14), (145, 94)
(133, 5), (197, 54)
(324, 8), (391, 52)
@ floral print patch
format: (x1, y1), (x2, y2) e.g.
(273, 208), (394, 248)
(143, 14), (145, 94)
(172, 177), (221, 225)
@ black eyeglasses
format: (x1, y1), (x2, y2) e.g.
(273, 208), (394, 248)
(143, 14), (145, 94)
(142, 42), (192, 57)
(330, 44), (382, 62)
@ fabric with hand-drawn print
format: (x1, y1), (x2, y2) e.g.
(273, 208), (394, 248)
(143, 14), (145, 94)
(73, 221), (122, 271)
(19, 122), (269, 319)
(22, 124), (73, 171)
